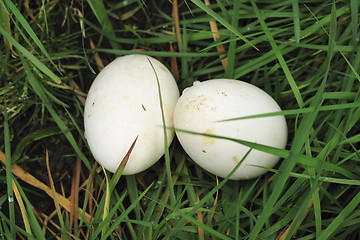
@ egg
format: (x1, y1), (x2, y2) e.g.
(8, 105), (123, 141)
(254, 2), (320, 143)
(84, 54), (179, 174)
(174, 79), (288, 180)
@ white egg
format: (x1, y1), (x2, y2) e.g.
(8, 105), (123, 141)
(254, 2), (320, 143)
(84, 54), (179, 174)
(174, 79), (288, 180)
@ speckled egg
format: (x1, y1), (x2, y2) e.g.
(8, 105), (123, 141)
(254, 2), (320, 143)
(174, 79), (287, 180)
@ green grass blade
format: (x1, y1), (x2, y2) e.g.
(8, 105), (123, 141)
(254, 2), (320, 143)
(126, 175), (141, 220)
(318, 192), (360, 240)
(13, 178), (46, 240)
(300, 5), (349, 40)
(89, 190), (127, 240)
(350, 0), (358, 44)
(291, 0), (301, 43)
(96, 48), (223, 57)
(87, 0), (119, 49)
(191, 0), (258, 51)
(250, 0), (304, 107)
(3, 110), (15, 240)
(165, 149), (253, 239)
(101, 170), (110, 238)
(248, 1), (339, 238)
(3, 0), (58, 70)
(147, 57), (176, 207)
(224, 0), (240, 78)
(173, 128), (357, 179)
(1, 1), (359, 239)
(304, 4), (360, 82)
(19, 56), (91, 170)
(101, 183), (154, 239)
(0, 24), (61, 84)
(219, 102), (359, 122)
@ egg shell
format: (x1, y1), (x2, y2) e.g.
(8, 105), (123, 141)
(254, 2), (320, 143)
(174, 79), (288, 180)
(84, 54), (179, 174)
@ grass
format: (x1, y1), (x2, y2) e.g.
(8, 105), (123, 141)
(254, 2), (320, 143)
(0, 0), (359, 239)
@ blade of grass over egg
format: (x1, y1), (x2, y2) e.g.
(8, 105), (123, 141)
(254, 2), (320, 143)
(147, 57), (176, 207)
(172, 128), (356, 179)
(218, 102), (360, 122)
